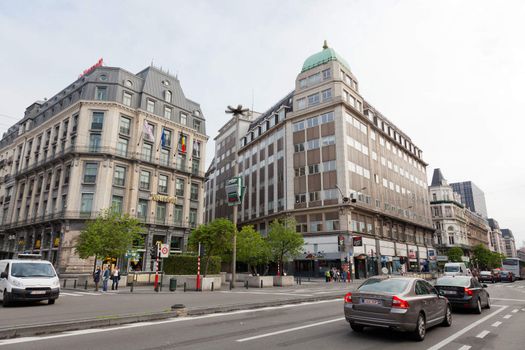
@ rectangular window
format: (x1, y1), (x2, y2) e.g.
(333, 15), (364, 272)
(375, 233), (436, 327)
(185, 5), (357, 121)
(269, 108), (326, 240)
(190, 183), (199, 201)
(175, 153), (186, 170)
(322, 68), (331, 80)
(83, 163), (98, 183)
(95, 86), (107, 101)
(193, 119), (201, 132)
(180, 113), (187, 125)
(293, 143), (305, 153)
(307, 93), (320, 106)
(297, 98), (306, 110)
(117, 137), (129, 157)
(175, 178), (185, 196)
(91, 112), (104, 130)
(160, 148), (170, 166)
(112, 196), (123, 214)
(321, 88), (332, 101)
(156, 203), (166, 222)
(177, 133), (188, 153)
(142, 143), (152, 162)
(295, 193), (306, 203)
(322, 160), (336, 172)
(308, 164), (319, 174)
(192, 141), (201, 158)
(174, 205), (183, 224)
(137, 199), (148, 219)
(123, 91), (132, 106)
(309, 191), (321, 201)
(307, 139), (319, 150)
(147, 100), (155, 113)
(80, 193), (94, 213)
(192, 159), (200, 175)
(139, 170), (151, 190)
(294, 167), (306, 176)
(119, 116), (131, 135)
(322, 135), (335, 146)
(189, 208), (198, 227)
(320, 111), (334, 124)
(113, 165), (126, 186)
(164, 106), (172, 120)
(158, 174), (168, 193)
(307, 116), (319, 128)
(161, 128), (172, 148)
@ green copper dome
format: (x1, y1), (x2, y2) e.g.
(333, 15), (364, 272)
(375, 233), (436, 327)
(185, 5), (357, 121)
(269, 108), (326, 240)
(301, 41), (351, 73)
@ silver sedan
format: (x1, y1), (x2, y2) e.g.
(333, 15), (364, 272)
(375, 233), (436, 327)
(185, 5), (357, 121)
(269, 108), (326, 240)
(344, 277), (451, 341)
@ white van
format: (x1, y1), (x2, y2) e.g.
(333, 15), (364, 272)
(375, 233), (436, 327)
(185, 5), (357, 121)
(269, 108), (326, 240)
(0, 258), (60, 306)
(443, 262), (472, 277)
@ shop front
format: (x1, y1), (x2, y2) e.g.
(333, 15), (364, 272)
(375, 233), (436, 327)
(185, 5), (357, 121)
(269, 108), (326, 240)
(408, 245), (418, 272)
(379, 240), (395, 274)
(394, 242), (408, 274)
(418, 246), (429, 272)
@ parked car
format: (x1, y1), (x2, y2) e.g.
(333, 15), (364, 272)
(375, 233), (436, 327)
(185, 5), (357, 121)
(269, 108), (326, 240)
(444, 263), (471, 277)
(344, 277), (451, 341)
(478, 271), (495, 283)
(0, 257), (60, 307)
(434, 276), (490, 314)
(491, 269), (501, 282)
(500, 271), (515, 282)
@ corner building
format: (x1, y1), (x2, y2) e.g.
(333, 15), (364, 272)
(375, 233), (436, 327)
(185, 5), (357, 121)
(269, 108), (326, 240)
(207, 43), (435, 278)
(0, 64), (207, 273)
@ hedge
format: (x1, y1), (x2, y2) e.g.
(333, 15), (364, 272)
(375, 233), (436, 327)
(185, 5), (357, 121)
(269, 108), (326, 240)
(163, 255), (221, 275)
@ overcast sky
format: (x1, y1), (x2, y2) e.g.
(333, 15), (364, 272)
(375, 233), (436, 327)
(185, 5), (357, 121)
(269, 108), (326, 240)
(1, 1), (523, 246)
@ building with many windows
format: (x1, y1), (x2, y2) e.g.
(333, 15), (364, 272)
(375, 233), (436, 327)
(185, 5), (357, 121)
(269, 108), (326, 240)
(488, 218), (505, 254)
(501, 228), (517, 258)
(206, 42), (435, 278)
(450, 181), (488, 218)
(429, 168), (491, 260)
(0, 63), (207, 273)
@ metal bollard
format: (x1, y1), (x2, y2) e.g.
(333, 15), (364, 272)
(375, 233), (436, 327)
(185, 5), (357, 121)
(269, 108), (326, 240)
(211, 282), (214, 292)
(130, 278), (134, 293)
(63, 279), (67, 288)
(230, 280), (233, 290)
(260, 280), (263, 288)
(299, 276), (302, 285)
(184, 282), (187, 292)
(84, 280), (88, 290)
(245, 280), (248, 289)
(74, 280), (77, 289)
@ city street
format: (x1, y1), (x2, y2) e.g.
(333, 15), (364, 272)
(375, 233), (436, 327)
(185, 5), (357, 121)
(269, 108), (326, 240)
(1, 280), (525, 349)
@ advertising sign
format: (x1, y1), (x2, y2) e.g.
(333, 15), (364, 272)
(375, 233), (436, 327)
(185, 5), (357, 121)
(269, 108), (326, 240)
(352, 236), (363, 247)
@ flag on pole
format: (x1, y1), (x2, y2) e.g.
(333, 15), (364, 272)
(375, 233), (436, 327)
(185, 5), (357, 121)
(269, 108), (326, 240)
(144, 121), (154, 141)
(178, 133), (187, 153)
(160, 128), (166, 148)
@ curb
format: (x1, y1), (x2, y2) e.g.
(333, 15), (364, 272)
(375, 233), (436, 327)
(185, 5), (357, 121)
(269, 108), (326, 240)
(0, 292), (345, 340)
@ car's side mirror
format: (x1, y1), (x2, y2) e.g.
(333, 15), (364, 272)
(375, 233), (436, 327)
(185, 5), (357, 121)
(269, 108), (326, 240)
(482, 284), (488, 288)
(0, 272), (7, 279)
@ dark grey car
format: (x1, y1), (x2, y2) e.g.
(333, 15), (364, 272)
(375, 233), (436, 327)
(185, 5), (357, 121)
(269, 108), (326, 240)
(435, 276), (490, 313)
(344, 277), (451, 341)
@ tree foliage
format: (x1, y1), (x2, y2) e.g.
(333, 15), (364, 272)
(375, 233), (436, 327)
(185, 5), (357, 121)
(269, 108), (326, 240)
(236, 225), (271, 274)
(188, 218), (234, 276)
(267, 218), (304, 273)
(75, 208), (144, 265)
(447, 247), (464, 263)
(472, 244), (505, 270)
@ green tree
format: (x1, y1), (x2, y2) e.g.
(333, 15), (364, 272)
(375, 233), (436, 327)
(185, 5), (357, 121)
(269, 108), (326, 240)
(488, 252), (505, 269)
(237, 225), (271, 275)
(472, 244), (492, 270)
(188, 218), (234, 276)
(447, 247), (464, 263)
(267, 218), (304, 275)
(75, 208), (144, 270)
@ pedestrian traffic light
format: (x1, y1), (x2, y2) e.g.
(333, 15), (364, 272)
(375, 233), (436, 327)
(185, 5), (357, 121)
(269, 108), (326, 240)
(338, 235), (345, 252)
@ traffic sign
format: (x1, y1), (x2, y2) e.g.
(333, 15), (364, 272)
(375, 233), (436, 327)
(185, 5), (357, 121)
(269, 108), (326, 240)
(159, 244), (170, 258)
(225, 176), (244, 206)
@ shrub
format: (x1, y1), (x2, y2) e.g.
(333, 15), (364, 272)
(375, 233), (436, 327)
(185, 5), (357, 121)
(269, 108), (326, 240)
(163, 255), (221, 275)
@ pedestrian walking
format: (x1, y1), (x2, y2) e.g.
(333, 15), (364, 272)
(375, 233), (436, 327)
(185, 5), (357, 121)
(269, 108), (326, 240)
(329, 268), (334, 282)
(102, 265), (110, 292)
(325, 270), (331, 282)
(93, 266), (101, 292)
(342, 270), (347, 282)
(111, 266), (121, 290)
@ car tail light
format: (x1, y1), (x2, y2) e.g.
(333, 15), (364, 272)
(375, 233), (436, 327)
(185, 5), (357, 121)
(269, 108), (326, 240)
(392, 295), (409, 309)
(344, 292), (353, 303)
(464, 288), (473, 296)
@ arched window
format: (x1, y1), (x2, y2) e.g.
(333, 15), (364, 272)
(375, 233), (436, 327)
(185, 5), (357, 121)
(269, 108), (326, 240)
(448, 226), (454, 231)
(164, 90), (172, 103)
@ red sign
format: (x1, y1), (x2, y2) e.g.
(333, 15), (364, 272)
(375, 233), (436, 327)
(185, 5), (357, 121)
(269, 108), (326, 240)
(408, 249), (416, 259)
(79, 58), (104, 78)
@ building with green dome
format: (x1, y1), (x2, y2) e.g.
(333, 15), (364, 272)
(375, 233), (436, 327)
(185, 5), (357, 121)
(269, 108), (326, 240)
(206, 42), (435, 279)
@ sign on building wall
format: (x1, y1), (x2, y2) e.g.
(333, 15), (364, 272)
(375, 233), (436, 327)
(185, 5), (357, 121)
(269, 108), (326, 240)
(151, 194), (177, 204)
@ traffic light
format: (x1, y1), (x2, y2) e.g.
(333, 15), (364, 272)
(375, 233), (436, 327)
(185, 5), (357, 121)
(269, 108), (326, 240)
(338, 235), (345, 252)
(150, 246), (157, 259)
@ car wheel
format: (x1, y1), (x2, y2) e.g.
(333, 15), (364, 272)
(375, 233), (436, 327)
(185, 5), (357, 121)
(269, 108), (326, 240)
(2, 290), (11, 307)
(474, 299), (482, 314)
(413, 313), (426, 341)
(441, 305), (452, 327)
(48, 299), (56, 305)
(485, 296), (491, 309)
(350, 323), (364, 332)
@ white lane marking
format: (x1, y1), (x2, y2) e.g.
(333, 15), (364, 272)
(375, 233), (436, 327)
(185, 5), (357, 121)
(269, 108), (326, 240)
(503, 314), (512, 319)
(59, 292), (82, 297)
(0, 298), (342, 346)
(236, 317), (345, 342)
(476, 330), (490, 338)
(512, 309), (519, 313)
(74, 292), (100, 296)
(426, 305), (508, 350)
(492, 298), (525, 302)
(492, 321), (502, 327)
(458, 346), (471, 350)
(218, 291), (314, 297)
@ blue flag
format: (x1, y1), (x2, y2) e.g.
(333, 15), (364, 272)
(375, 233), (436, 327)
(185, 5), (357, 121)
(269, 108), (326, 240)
(160, 128), (166, 147)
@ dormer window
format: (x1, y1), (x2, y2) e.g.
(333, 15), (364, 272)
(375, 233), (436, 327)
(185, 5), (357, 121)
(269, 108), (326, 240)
(164, 90), (172, 103)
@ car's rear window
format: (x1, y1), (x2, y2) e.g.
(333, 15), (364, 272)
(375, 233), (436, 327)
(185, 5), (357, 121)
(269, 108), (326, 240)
(358, 279), (410, 294)
(445, 266), (460, 272)
(436, 277), (470, 287)
(500, 271), (509, 276)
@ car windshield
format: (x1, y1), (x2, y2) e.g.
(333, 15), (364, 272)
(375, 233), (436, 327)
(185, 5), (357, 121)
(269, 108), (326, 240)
(480, 271), (491, 275)
(358, 278), (410, 294)
(444, 266), (460, 272)
(500, 271), (509, 276)
(436, 277), (470, 287)
(11, 263), (56, 278)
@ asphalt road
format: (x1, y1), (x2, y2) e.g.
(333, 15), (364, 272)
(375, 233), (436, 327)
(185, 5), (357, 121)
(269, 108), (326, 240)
(2, 280), (525, 350)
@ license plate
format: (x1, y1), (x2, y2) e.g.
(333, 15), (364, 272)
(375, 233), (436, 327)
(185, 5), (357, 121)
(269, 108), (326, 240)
(363, 298), (381, 305)
(31, 291), (46, 295)
(442, 290), (456, 295)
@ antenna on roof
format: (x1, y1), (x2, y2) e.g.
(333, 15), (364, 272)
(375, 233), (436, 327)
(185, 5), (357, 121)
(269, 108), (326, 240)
(323, 40), (328, 49)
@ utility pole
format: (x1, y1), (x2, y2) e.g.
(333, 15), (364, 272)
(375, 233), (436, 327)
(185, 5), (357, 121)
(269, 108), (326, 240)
(154, 241), (160, 292)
